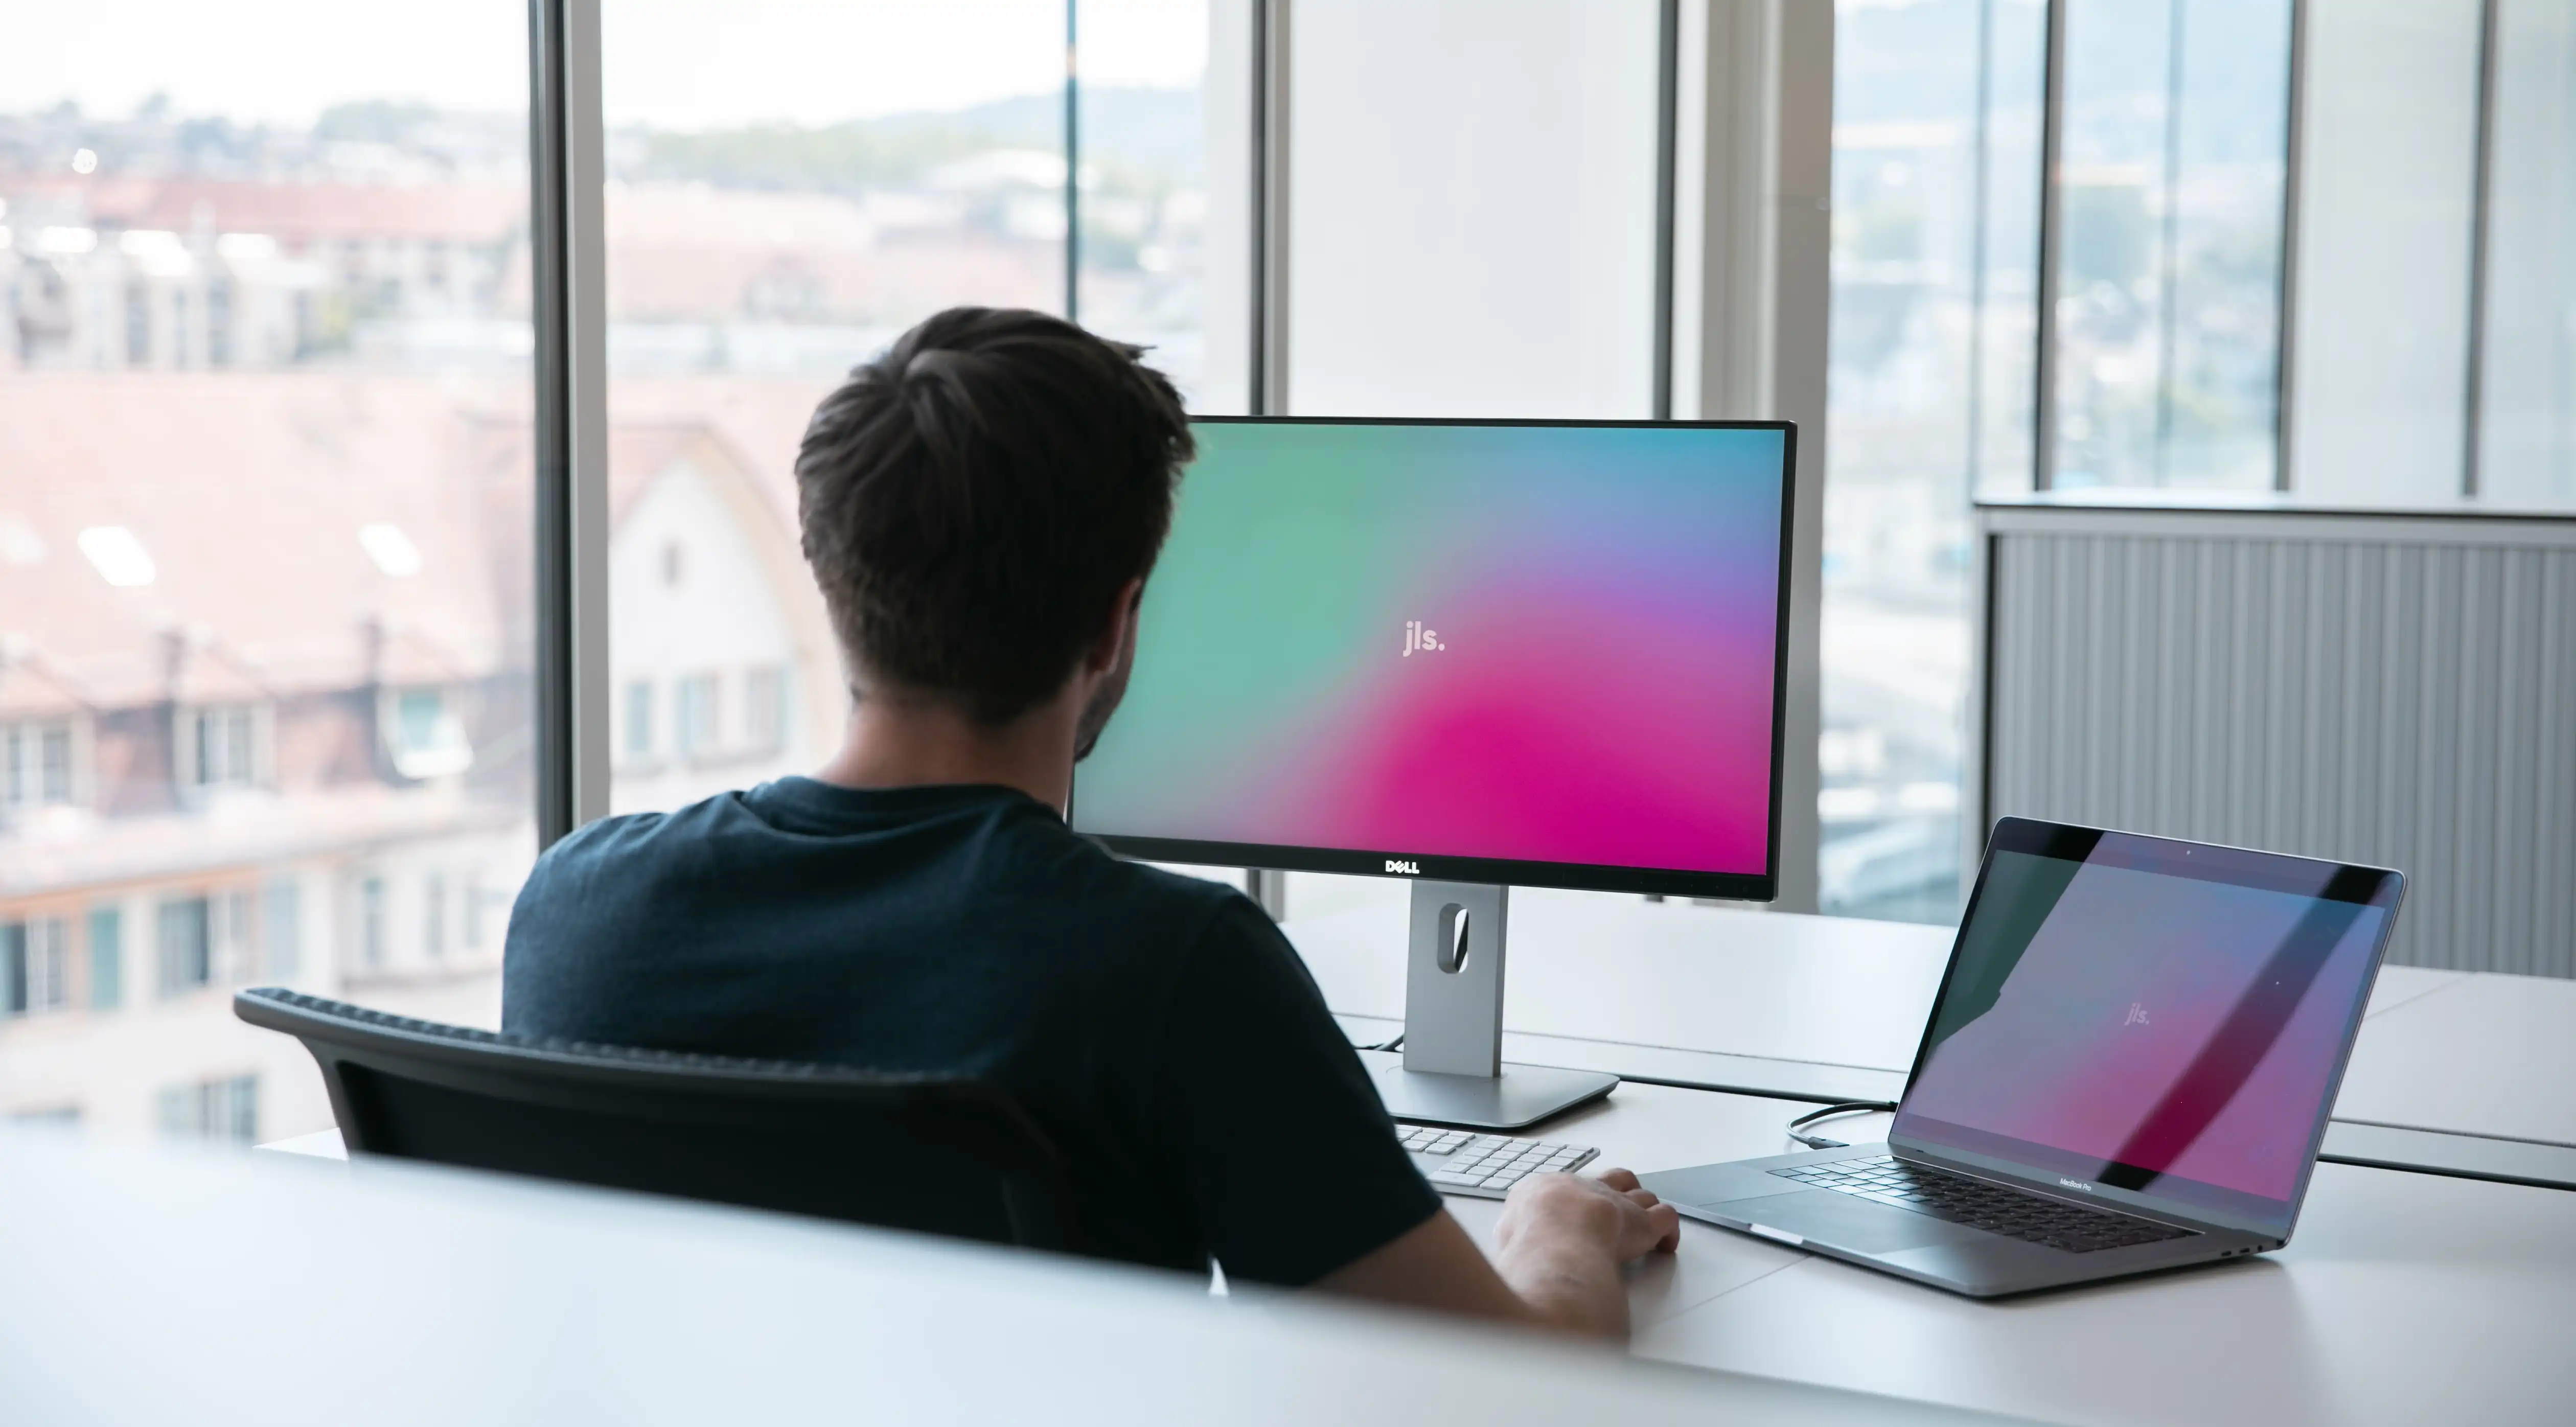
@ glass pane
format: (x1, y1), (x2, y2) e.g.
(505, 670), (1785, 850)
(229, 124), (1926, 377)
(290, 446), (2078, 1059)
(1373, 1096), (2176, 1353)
(603, 1), (1069, 819)
(2284, 0), (2483, 502)
(0, 1), (538, 1135)
(1822, 0), (2046, 923)
(1074, 0), (1236, 411)
(2478, 0), (2576, 507)
(2051, 0), (2291, 490)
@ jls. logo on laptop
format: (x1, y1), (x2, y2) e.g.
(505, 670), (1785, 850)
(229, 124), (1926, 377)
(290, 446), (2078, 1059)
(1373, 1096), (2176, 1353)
(2124, 1001), (2150, 1027)
(1401, 620), (1444, 656)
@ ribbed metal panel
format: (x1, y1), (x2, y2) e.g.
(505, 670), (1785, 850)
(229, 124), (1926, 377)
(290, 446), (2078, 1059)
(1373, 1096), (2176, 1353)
(1982, 509), (2576, 977)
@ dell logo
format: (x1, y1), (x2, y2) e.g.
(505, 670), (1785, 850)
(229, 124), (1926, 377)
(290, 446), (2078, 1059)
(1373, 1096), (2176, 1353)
(1386, 859), (1422, 876)
(2058, 1178), (2095, 1193)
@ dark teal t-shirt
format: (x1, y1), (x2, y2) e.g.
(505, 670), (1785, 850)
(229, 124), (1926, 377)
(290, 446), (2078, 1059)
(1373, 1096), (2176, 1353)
(501, 776), (1439, 1285)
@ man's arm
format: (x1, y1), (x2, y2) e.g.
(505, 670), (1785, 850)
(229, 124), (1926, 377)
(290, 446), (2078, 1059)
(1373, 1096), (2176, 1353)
(1313, 1169), (1681, 1340)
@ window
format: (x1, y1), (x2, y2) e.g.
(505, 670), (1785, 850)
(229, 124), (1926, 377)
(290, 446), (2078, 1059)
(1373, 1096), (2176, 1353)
(1821, 0), (2048, 922)
(2, 2), (536, 1140)
(157, 1074), (258, 1143)
(423, 872), (447, 959)
(264, 880), (300, 981)
(601, 1), (1238, 821)
(186, 705), (261, 790)
(383, 688), (473, 780)
(24, 918), (68, 1014)
(1076, 1), (1222, 404)
(0, 919), (61, 1017)
(2049, 0), (2293, 491)
(676, 674), (721, 761)
(156, 896), (212, 997)
(2, 720), (78, 810)
(744, 666), (788, 754)
(624, 680), (657, 761)
(88, 905), (122, 1010)
(358, 877), (387, 969)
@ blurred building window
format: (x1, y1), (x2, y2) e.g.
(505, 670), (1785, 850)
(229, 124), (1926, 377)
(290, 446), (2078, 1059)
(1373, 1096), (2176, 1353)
(422, 872), (447, 959)
(2, 720), (78, 809)
(186, 705), (262, 790)
(4, 918), (70, 1017)
(624, 680), (657, 762)
(87, 906), (122, 1010)
(157, 1073), (258, 1143)
(358, 876), (387, 970)
(744, 665), (788, 755)
(156, 896), (212, 997)
(675, 674), (720, 761)
(263, 881), (300, 982)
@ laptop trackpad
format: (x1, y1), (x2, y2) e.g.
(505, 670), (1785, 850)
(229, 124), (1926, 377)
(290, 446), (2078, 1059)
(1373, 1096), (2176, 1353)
(1708, 1188), (1983, 1254)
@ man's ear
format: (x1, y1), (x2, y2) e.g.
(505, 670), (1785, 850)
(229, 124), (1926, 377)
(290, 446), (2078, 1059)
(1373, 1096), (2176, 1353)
(1087, 578), (1146, 674)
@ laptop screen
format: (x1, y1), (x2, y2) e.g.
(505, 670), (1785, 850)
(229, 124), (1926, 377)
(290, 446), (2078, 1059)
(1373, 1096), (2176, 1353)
(1891, 820), (2402, 1231)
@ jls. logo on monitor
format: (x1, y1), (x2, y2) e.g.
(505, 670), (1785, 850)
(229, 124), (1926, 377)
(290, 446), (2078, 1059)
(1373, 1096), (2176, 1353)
(1401, 620), (1443, 656)
(1385, 859), (1421, 875)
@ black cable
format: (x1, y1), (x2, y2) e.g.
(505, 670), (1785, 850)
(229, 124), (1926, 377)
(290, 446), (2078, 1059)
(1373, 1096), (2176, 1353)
(1785, 1100), (1899, 1151)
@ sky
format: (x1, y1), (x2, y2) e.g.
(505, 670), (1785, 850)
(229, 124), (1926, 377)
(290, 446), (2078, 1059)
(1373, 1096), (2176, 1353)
(0, 0), (1208, 129)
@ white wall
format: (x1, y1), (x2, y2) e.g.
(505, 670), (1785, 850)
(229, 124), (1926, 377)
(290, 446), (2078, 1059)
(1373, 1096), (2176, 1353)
(2287, 0), (2485, 503)
(1283, 0), (1663, 419)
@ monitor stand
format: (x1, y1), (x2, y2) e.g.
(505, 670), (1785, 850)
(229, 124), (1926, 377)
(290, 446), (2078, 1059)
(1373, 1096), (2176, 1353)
(1368, 880), (1619, 1131)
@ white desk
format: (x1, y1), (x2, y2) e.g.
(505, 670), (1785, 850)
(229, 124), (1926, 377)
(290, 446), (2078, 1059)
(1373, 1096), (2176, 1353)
(1288, 889), (2576, 1153)
(1402, 1072), (2576, 1427)
(1285, 894), (2576, 1424)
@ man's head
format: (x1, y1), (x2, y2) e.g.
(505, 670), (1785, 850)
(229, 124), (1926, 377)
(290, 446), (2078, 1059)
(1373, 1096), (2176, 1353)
(795, 307), (1193, 745)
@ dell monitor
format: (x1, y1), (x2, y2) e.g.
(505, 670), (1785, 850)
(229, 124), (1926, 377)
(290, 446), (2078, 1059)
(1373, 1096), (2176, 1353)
(1072, 416), (1796, 1127)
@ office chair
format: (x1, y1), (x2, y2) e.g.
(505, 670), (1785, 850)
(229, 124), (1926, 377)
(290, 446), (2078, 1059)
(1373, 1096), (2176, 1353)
(234, 987), (1083, 1254)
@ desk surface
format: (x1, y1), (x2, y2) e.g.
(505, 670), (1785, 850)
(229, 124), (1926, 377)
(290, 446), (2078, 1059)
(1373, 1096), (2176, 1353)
(1285, 889), (2576, 1149)
(1294, 893), (2576, 1424)
(17, 1126), (2014, 1427)
(1409, 1069), (2576, 1427)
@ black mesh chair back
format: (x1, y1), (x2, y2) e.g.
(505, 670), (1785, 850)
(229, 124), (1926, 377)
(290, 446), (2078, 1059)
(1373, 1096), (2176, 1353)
(235, 987), (1082, 1254)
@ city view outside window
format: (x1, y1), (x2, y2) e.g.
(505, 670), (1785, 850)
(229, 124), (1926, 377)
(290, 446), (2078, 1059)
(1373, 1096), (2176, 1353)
(1821, 0), (2046, 921)
(0, 1), (537, 1139)
(600, 0), (1221, 821)
(2049, 0), (2292, 490)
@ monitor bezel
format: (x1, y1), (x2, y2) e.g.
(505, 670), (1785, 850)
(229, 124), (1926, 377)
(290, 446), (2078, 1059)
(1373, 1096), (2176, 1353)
(1071, 413), (1798, 904)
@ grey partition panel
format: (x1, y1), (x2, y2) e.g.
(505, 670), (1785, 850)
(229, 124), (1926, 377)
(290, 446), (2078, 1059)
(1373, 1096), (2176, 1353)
(1980, 505), (2576, 977)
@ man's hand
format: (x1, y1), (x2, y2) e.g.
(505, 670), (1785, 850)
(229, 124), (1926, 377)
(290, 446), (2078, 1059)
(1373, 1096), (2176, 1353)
(1311, 1165), (1682, 1340)
(1496, 1167), (1684, 1264)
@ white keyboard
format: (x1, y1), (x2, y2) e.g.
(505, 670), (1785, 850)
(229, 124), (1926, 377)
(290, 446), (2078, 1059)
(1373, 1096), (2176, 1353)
(1397, 1124), (1601, 1198)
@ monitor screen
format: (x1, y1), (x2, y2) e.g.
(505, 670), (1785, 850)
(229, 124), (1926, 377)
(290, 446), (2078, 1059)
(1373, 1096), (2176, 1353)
(1892, 821), (2403, 1230)
(1071, 418), (1792, 898)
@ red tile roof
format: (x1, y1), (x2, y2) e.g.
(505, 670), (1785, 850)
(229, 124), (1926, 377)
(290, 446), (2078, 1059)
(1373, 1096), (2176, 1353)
(0, 373), (825, 713)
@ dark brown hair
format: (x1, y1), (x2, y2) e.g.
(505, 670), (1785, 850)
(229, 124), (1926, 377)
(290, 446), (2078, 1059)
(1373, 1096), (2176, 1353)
(794, 307), (1194, 725)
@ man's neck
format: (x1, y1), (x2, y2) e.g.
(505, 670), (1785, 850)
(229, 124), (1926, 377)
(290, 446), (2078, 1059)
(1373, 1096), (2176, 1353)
(811, 694), (1078, 815)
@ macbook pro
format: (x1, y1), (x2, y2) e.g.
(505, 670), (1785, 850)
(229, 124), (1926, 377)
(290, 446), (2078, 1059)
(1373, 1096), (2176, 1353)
(1639, 817), (2406, 1298)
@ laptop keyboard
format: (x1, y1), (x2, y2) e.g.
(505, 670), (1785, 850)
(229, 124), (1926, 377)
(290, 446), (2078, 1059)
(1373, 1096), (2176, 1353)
(1772, 1156), (2196, 1254)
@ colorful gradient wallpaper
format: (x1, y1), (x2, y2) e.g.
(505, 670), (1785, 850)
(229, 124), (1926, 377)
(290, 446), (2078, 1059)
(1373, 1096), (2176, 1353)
(1897, 851), (2389, 1210)
(1072, 420), (1789, 877)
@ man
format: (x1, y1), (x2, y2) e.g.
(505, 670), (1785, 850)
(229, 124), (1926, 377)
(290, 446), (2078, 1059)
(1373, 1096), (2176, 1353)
(504, 307), (1680, 1337)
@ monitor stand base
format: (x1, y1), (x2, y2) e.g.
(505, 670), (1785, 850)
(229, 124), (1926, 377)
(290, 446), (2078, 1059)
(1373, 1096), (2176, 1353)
(1369, 1058), (1620, 1132)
